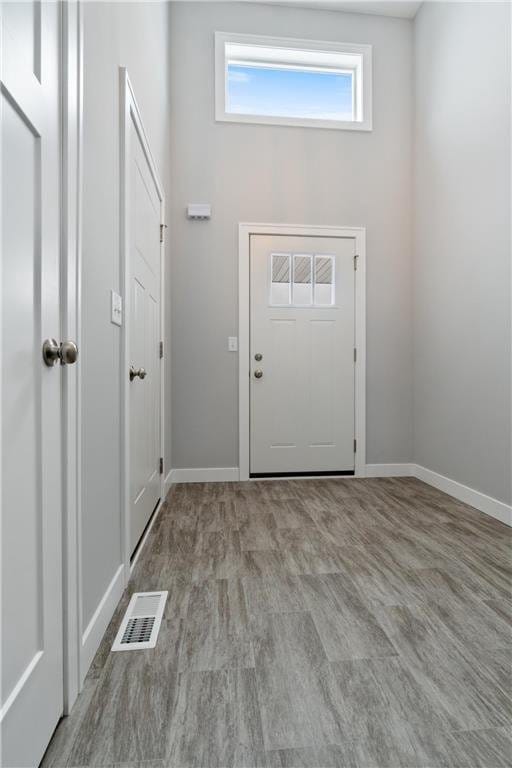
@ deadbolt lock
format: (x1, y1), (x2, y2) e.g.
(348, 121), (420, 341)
(254, 353), (263, 361)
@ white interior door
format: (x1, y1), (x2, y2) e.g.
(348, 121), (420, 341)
(250, 234), (355, 475)
(128, 117), (161, 554)
(1, 2), (64, 766)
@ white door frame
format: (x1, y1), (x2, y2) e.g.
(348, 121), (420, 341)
(119, 68), (166, 584)
(238, 222), (366, 481)
(61, 0), (83, 714)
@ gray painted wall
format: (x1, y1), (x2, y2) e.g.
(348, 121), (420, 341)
(413, 1), (511, 504)
(169, 1), (414, 468)
(81, 2), (172, 628)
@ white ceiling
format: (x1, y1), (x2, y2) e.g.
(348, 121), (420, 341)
(256, 1), (423, 19)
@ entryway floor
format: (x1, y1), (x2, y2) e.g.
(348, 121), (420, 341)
(42, 478), (511, 767)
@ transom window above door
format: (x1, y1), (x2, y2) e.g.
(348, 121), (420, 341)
(215, 32), (372, 131)
(270, 252), (335, 306)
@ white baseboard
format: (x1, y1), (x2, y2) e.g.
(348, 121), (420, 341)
(167, 463), (510, 526)
(171, 466), (413, 482)
(365, 463), (414, 478)
(413, 464), (512, 527)
(164, 469), (173, 498)
(170, 467), (239, 483)
(365, 462), (511, 527)
(130, 496), (165, 573)
(80, 563), (124, 683)
(80, 491), (169, 684)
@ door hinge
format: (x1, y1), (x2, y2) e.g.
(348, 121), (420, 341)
(353, 439), (357, 453)
(159, 341), (163, 359)
(354, 347), (357, 363)
(354, 254), (359, 271)
(160, 223), (167, 243)
(159, 457), (163, 474)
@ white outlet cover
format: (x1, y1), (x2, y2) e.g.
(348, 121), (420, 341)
(111, 290), (123, 326)
(228, 336), (238, 352)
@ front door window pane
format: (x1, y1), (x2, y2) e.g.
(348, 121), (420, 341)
(293, 254), (313, 305)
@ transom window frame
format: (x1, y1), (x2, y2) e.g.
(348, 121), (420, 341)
(215, 31), (373, 132)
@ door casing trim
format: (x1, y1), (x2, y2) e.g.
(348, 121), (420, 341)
(61, 0), (83, 713)
(119, 68), (166, 585)
(238, 222), (366, 481)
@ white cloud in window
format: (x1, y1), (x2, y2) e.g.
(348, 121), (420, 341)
(228, 69), (251, 83)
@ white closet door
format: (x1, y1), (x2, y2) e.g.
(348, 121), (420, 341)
(1, 2), (64, 765)
(128, 118), (161, 553)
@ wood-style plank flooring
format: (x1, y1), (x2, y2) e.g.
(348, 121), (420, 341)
(42, 478), (512, 767)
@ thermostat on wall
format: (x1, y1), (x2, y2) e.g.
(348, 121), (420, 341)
(187, 203), (211, 220)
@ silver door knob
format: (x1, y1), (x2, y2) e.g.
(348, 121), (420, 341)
(129, 366), (147, 381)
(60, 341), (79, 365)
(254, 369), (263, 379)
(42, 338), (79, 367)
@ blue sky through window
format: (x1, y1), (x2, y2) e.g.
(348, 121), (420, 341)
(227, 64), (353, 121)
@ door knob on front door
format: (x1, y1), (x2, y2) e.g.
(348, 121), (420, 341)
(254, 369), (263, 379)
(129, 366), (147, 381)
(42, 338), (79, 367)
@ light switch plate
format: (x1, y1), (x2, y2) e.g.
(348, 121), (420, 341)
(111, 290), (123, 326)
(228, 336), (238, 352)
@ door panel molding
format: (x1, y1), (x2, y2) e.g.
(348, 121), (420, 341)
(238, 223), (366, 481)
(119, 68), (165, 584)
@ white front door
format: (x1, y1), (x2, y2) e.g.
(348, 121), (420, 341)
(1, 2), (64, 766)
(128, 117), (162, 554)
(250, 234), (356, 475)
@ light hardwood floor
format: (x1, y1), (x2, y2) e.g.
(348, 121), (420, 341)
(42, 478), (512, 767)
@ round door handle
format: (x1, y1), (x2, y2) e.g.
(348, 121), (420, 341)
(254, 369), (263, 379)
(43, 338), (60, 367)
(43, 338), (79, 367)
(129, 366), (147, 381)
(60, 341), (79, 365)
